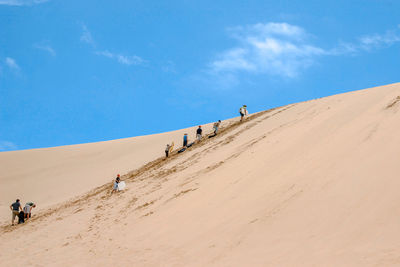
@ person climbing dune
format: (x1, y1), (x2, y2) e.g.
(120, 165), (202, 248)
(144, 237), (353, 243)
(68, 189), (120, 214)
(213, 120), (221, 135)
(196, 126), (202, 141)
(239, 105), (248, 122)
(23, 202), (36, 220)
(111, 174), (121, 194)
(165, 143), (171, 157)
(183, 133), (188, 147)
(10, 199), (22, 225)
(209, 120), (221, 138)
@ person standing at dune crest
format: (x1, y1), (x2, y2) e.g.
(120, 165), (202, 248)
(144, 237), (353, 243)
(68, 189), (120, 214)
(10, 199), (22, 225)
(239, 105), (248, 122)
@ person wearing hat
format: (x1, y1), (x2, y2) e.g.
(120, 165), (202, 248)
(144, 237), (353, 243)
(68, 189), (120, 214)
(10, 199), (22, 225)
(111, 174), (121, 193)
(239, 105), (247, 122)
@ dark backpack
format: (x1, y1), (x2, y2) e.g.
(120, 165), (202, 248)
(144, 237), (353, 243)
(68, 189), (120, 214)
(18, 211), (25, 224)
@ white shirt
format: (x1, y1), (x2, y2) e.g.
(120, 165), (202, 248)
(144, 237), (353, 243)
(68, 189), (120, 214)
(24, 205), (32, 214)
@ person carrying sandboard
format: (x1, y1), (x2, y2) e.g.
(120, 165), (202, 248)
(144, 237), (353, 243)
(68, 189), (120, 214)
(165, 144), (170, 157)
(165, 142), (174, 157)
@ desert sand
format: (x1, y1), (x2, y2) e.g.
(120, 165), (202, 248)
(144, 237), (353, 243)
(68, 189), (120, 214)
(1, 83), (400, 266)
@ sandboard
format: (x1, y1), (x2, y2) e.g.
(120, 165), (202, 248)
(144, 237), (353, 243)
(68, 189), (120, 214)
(118, 181), (126, 190)
(187, 142), (195, 148)
(169, 142), (174, 153)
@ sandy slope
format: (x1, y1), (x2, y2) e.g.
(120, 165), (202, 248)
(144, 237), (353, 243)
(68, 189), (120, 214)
(0, 122), (216, 220)
(1, 83), (400, 266)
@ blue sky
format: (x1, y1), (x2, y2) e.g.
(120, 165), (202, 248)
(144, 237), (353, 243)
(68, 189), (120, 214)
(0, 0), (399, 151)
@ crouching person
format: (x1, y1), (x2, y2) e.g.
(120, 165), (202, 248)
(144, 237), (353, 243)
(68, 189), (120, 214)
(24, 202), (36, 221)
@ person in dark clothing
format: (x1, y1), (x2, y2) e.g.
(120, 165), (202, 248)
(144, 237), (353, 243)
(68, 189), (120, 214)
(10, 199), (22, 225)
(165, 144), (171, 157)
(196, 126), (202, 141)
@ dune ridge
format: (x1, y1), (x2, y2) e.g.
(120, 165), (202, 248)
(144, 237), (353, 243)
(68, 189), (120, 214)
(1, 82), (400, 266)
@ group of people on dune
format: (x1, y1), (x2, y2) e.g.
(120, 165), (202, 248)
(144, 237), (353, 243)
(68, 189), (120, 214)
(9, 106), (249, 212)
(166, 105), (248, 157)
(10, 199), (36, 226)
(111, 105), (248, 194)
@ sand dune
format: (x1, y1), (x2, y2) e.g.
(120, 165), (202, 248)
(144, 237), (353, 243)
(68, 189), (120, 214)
(0, 122), (216, 220)
(1, 83), (400, 266)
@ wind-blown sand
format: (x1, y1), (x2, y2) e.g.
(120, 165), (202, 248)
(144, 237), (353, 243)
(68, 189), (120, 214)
(1, 83), (400, 266)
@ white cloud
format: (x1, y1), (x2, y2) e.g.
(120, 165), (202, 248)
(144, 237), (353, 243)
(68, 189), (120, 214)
(359, 30), (400, 50)
(5, 57), (19, 69)
(328, 42), (358, 55)
(212, 48), (256, 72)
(80, 24), (146, 67)
(210, 22), (325, 78)
(34, 43), (56, 56)
(80, 24), (95, 46)
(95, 50), (145, 66)
(228, 22), (306, 40)
(0, 141), (17, 151)
(209, 22), (400, 82)
(0, 0), (48, 5)
(329, 29), (400, 55)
